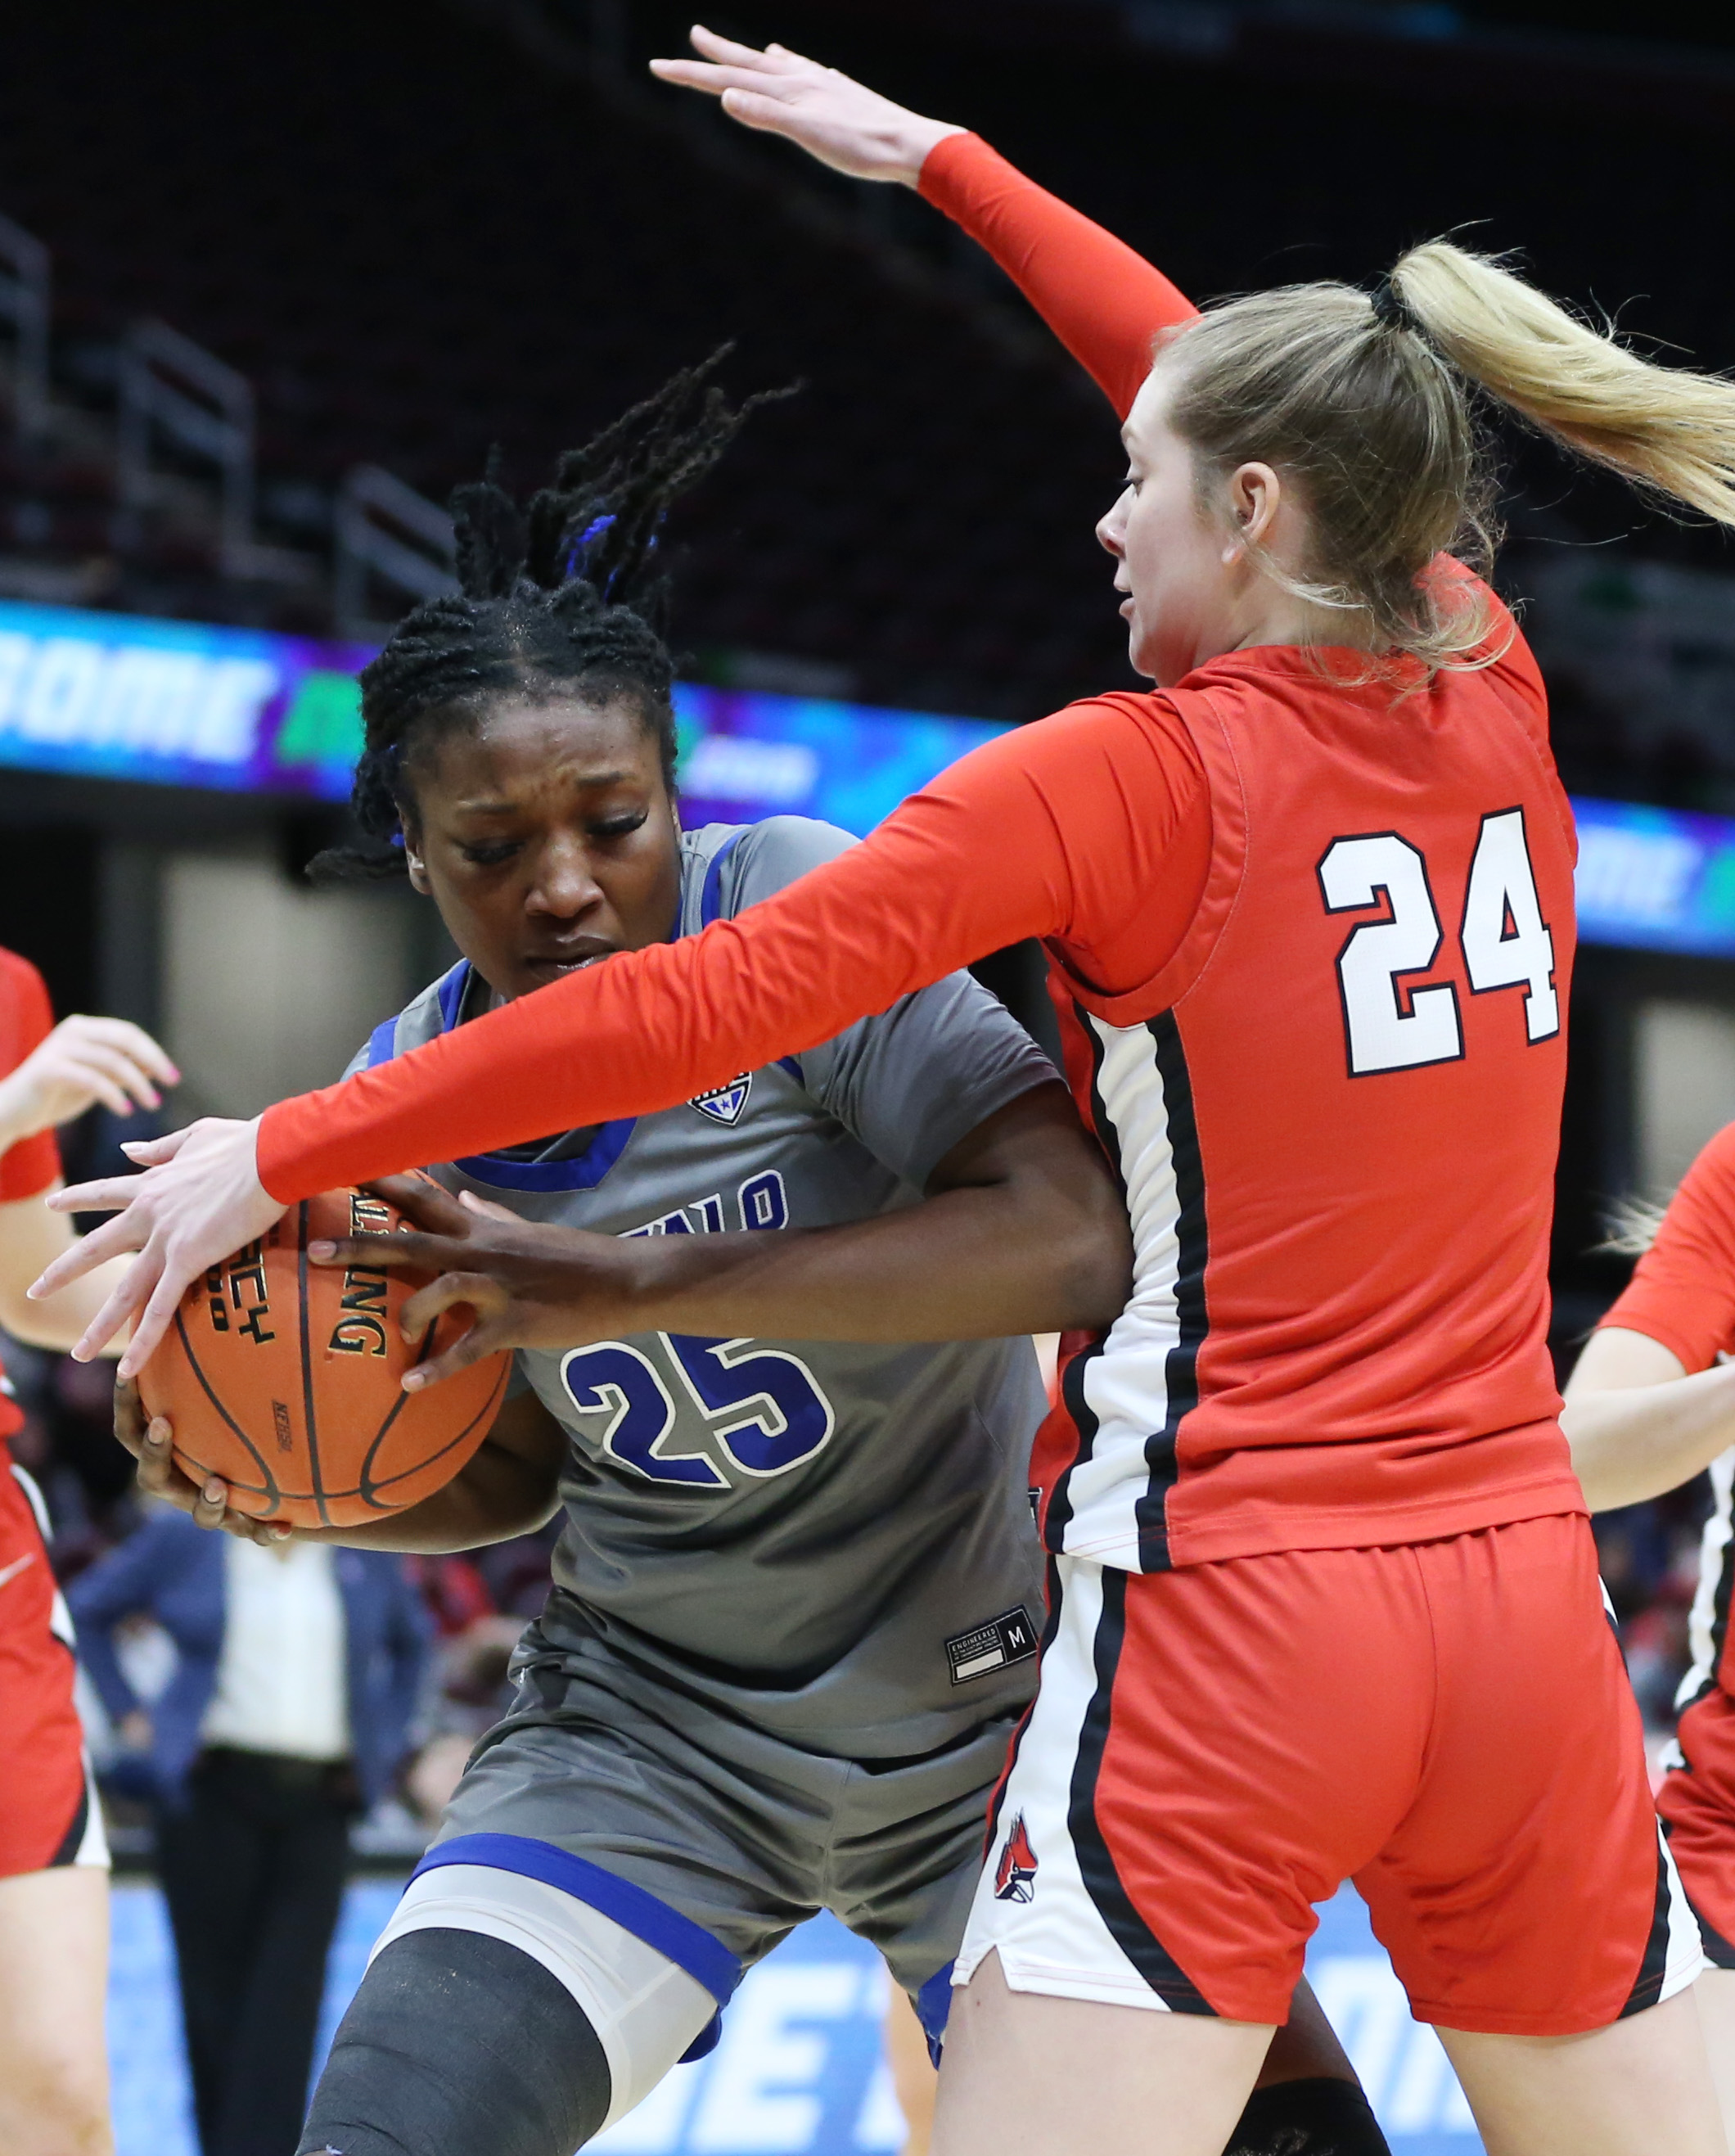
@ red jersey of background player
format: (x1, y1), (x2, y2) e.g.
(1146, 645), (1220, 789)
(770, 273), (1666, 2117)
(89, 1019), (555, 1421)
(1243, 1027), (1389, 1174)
(0, 949), (62, 1444)
(1598, 1130), (1735, 1680)
(255, 136), (1584, 1572)
(1598, 1124), (1735, 1947)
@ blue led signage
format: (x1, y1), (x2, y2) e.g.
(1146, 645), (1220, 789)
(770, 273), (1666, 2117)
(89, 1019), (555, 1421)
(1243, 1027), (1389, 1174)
(1572, 796), (1735, 960)
(0, 598), (1007, 838)
(7, 599), (1735, 963)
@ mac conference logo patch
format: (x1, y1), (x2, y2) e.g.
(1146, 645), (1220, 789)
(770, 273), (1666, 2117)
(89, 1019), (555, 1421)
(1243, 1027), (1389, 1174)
(689, 1074), (752, 1127)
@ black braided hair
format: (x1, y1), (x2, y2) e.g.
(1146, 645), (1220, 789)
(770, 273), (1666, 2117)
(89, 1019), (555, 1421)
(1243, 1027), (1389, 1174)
(309, 348), (794, 883)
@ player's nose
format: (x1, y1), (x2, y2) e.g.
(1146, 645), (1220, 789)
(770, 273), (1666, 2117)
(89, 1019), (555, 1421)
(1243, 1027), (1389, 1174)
(527, 837), (606, 916)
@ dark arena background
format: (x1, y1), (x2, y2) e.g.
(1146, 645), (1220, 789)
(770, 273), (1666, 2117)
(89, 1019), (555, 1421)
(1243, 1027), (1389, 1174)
(2, 3), (1734, 2150)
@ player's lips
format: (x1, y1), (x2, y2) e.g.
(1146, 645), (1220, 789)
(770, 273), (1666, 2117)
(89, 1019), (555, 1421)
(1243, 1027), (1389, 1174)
(523, 945), (615, 977)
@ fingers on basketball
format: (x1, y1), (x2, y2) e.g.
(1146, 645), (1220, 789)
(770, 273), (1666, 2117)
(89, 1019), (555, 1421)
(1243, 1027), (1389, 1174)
(135, 1187), (511, 1529)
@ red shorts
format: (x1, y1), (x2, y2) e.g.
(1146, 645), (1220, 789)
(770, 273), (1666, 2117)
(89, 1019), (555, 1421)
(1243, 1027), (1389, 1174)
(0, 1461), (106, 1877)
(957, 1517), (1701, 2034)
(1659, 1685), (1735, 1966)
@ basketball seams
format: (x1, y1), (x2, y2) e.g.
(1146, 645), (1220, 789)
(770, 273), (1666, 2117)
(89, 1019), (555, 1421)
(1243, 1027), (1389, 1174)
(297, 1199), (331, 1528)
(146, 1186), (511, 1527)
(361, 1355), (511, 1506)
(165, 1306), (282, 1513)
(354, 1297), (430, 1508)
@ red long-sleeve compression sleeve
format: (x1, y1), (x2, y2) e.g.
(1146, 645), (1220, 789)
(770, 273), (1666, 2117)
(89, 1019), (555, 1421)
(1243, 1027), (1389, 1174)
(918, 134), (1199, 420)
(258, 695), (1205, 1200)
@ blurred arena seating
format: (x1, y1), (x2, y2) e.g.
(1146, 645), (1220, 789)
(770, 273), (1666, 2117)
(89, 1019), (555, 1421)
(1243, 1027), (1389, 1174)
(0, 0), (1126, 716)
(2, 0), (1735, 741)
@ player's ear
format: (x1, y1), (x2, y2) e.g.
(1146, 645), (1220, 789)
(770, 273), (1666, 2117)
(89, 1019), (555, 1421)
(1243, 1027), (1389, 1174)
(403, 824), (432, 894)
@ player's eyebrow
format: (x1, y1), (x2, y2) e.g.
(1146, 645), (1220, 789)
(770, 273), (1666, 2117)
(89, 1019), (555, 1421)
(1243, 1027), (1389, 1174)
(453, 770), (635, 813)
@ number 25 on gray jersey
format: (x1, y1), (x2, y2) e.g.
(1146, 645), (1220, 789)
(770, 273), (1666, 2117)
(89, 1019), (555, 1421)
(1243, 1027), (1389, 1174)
(561, 1333), (836, 1489)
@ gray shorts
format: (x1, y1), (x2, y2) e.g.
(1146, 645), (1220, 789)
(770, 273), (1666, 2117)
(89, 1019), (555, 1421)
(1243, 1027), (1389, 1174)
(372, 1626), (1018, 2120)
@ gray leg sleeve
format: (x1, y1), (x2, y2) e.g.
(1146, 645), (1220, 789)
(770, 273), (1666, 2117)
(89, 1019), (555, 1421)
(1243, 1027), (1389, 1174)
(296, 1928), (612, 2156)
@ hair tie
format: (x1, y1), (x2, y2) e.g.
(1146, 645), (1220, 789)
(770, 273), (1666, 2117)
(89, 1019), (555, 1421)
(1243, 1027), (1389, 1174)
(1370, 273), (1417, 335)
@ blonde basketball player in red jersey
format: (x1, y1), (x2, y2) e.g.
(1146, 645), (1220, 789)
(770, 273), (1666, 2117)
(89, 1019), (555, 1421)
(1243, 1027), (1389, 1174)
(37, 27), (1735, 2154)
(0, 946), (178, 2155)
(1562, 1127), (1735, 2144)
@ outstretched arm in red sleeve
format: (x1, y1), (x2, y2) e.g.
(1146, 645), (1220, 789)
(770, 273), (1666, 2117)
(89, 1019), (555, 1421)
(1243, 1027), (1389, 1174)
(32, 693), (1202, 1376)
(916, 135), (1196, 420)
(257, 697), (1205, 1200)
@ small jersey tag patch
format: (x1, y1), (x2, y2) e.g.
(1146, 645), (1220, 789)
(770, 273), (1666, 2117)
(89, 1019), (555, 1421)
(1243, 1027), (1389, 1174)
(689, 1074), (752, 1126)
(946, 1606), (1037, 1685)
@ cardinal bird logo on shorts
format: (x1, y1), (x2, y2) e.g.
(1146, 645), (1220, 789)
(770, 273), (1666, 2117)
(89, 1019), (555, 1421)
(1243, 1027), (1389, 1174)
(994, 1812), (1038, 1903)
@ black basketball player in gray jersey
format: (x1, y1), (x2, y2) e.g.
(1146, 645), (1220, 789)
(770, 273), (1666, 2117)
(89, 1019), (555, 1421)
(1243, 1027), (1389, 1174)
(124, 364), (1386, 2156)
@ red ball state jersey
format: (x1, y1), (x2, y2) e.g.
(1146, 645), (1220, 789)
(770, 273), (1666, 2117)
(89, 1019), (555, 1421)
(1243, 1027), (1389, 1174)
(0, 949), (61, 1443)
(1039, 649), (1580, 1569)
(255, 139), (1586, 1568)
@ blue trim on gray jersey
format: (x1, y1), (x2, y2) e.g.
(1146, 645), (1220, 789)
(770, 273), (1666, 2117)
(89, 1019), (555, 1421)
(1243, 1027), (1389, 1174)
(370, 958), (641, 1193)
(702, 831), (803, 1085)
(699, 830), (744, 929)
(411, 1831), (742, 2059)
(363, 1015), (398, 1071)
(435, 958), (471, 1035)
(453, 1121), (638, 1193)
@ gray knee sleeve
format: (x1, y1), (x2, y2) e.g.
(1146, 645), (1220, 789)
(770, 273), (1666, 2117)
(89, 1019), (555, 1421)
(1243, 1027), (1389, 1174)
(297, 1928), (612, 2156)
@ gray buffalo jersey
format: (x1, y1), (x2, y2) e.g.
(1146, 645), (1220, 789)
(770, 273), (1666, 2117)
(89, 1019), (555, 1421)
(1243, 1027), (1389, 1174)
(355, 818), (1055, 1759)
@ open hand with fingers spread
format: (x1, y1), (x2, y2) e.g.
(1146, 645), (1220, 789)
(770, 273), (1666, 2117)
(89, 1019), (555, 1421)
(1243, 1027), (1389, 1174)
(0, 1013), (178, 1153)
(308, 1174), (647, 1392)
(112, 1377), (292, 1546)
(649, 25), (962, 184)
(29, 1114), (285, 1376)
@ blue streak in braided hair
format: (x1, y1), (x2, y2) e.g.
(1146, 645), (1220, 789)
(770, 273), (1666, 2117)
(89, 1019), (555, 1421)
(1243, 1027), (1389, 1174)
(309, 347), (796, 885)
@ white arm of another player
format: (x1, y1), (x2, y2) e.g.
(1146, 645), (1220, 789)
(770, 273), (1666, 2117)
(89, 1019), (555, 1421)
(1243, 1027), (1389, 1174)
(0, 1188), (139, 1355)
(29, 1116), (285, 1378)
(1562, 1324), (1735, 1512)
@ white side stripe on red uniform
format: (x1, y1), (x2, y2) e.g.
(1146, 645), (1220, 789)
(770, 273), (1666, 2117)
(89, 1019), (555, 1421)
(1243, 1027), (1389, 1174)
(1052, 1012), (1204, 1574)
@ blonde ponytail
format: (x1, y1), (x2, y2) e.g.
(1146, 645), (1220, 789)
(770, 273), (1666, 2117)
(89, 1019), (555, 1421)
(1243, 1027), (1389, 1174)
(1599, 1193), (1669, 1258)
(1157, 243), (1735, 676)
(1390, 242), (1735, 527)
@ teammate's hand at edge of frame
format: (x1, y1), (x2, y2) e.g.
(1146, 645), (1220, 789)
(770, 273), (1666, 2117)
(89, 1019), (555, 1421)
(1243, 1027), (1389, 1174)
(115, 1378), (291, 1545)
(648, 26), (964, 187)
(0, 1014), (180, 1144)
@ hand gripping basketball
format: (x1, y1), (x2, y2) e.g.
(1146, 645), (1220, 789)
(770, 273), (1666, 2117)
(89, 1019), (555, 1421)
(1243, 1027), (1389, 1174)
(134, 1185), (511, 1529)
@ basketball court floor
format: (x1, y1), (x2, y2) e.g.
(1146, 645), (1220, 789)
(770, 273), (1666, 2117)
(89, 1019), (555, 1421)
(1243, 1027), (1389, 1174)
(107, 1879), (1479, 2156)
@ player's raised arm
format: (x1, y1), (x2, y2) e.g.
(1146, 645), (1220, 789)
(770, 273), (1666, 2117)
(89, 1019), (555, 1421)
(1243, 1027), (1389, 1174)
(650, 28), (1196, 417)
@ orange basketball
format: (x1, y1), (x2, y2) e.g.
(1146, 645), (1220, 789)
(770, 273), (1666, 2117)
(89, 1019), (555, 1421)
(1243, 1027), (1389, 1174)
(137, 1186), (510, 1528)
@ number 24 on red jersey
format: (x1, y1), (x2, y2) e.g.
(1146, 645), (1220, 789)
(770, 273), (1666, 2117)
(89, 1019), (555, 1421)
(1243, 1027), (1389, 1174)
(1318, 806), (1559, 1078)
